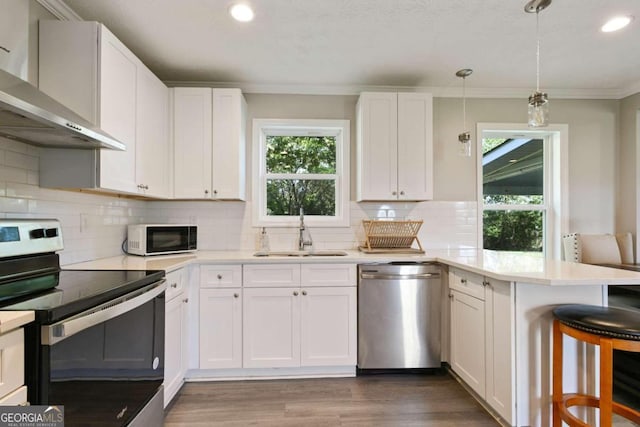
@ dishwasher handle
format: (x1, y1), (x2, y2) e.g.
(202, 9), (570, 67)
(360, 272), (440, 280)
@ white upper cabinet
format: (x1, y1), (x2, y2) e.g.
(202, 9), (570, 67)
(38, 21), (170, 198)
(0, 0), (28, 80)
(172, 87), (246, 200)
(136, 64), (170, 198)
(356, 92), (433, 201)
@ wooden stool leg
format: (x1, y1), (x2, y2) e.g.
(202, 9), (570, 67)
(553, 319), (564, 427)
(600, 337), (613, 426)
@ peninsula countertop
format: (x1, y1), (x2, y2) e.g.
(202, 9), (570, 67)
(65, 249), (640, 286)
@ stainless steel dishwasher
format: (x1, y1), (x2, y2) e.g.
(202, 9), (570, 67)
(358, 262), (442, 369)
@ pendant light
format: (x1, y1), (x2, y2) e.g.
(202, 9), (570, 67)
(525, 0), (551, 127)
(456, 68), (473, 157)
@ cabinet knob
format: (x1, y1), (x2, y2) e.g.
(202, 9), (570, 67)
(205, 189), (209, 195)
(171, 283), (178, 288)
(302, 290), (307, 296)
(449, 294), (454, 299)
(144, 185), (149, 190)
(482, 281), (490, 287)
(217, 274), (222, 280)
(400, 191), (405, 196)
(460, 278), (467, 284)
(213, 189), (218, 195)
(183, 298), (189, 303)
(392, 191), (397, 196)
(293, 291), (299, 296)
(233, 293), (239, 298)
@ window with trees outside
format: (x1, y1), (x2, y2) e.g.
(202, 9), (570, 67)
(482, 136), (547, 253)
(252, 119), (350, 227)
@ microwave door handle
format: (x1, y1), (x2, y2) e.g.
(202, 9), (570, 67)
(41, 279), (166, 345)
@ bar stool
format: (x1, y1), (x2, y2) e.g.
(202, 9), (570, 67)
(552, 304), (640, 427)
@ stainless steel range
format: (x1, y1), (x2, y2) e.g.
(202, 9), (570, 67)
(0, 219), (166, 426)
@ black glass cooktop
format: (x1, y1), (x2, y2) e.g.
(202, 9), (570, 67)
(0, 269), (165, 323)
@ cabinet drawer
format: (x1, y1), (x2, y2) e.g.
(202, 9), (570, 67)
(301, 264), (356, 287)
(243, 264), (300, 288)
(0, 329), (24, 399)
(200, 265), (242, 288)
(0, 386), (27, 406)
(449, 268), (485, 300)
(165, 268), (185, 301)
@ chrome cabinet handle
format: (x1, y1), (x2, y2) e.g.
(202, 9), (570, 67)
(170, 283), (177, 288)
(302, 290), (307, 296)
(293, 291), (299, 296)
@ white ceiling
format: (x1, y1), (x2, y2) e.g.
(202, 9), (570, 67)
(56, 0), (640, 98)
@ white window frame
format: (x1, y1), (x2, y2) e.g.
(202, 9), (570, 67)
(252, 118), (350, 227)
(477, 123), (568, 259)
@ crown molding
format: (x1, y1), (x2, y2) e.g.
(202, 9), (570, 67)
(619, 80), (640, 99)
(163, 80), (632, 100)
(36, 0), (82, 21)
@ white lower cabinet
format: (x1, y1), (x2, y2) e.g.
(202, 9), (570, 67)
(448, 267), (514, 426)
(242, 287), (301, 368)
(450, 289), (486, 396)
(164, 268), (188, 407)
(300, 286), (357, 366)
(197, 263), (357, 373)
(199, 288), (242, 369)
(0, 328), (26, 404)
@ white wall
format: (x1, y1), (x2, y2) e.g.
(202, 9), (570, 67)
(617, 93), (640, 251)
(434, 97), (619, 233)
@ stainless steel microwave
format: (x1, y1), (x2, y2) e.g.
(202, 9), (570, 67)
(127, 224), (197, 256)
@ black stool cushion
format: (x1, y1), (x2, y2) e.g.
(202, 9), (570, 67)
(553, 304), (640, 341)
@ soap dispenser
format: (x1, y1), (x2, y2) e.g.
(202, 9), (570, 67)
(259, 227), (270, 252)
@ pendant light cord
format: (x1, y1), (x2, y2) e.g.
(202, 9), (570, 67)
(536, 11), (540, 92)
(462, 76), (467, 131)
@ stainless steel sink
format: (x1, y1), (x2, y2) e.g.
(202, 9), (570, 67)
(253, 250), (348, 257)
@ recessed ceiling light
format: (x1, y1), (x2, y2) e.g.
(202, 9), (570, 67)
(601, 15), (633, 32)
(230, 3), (254, 22)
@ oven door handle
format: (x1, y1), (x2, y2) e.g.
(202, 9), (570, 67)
(41, 279), (166, 345)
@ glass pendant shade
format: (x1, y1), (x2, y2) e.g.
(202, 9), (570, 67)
(458, 131), (471, 157)
(528, 91), (549, 127)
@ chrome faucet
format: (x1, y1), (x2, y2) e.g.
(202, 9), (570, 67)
(298, 208), (313, 251)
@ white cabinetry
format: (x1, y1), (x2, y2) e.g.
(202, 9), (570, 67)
(38, 21), (170, 198)
(164, 268), (188, 407)
(0, 328), (26, 405)
(448, 267), (514, 426)
(172, 88), (246, 200)
(242, 264), (357, 369)
(0, 0), (28, 80)
(356, 92), (433, 201)
(199, 265), (243, 369)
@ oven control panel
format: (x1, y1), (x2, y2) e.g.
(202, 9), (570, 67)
(0, 219), (64, 257)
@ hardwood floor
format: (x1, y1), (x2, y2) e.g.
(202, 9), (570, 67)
(164, 373), (500, 426)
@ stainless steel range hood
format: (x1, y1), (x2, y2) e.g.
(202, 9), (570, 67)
(0, 68), (125, 150)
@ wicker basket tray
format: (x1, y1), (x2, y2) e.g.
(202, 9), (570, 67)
(360, 219), (424, 252)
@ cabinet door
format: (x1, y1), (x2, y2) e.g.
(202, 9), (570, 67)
(397, 93), (433, 200)
(300, 287), (357, 366)
(211, 89), (246, 200)
(356, 92), (398, 201)
(0, 0), (28, 80)
(243, 288), (300, 368)
(485, 279), (514, 425)
(173, 88), (212, 199)
(98, 25), (138, 193)
(136, 64), (170, 198)
(199, 288), (242, 369)
(450, 289), (486, 398)
(164, 293), (186, 406)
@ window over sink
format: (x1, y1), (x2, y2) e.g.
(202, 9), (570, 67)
(252, 119), (350, 227)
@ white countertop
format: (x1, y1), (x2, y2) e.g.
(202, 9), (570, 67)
(65, 249), (640, 286)
(0, 311), (34, 334)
